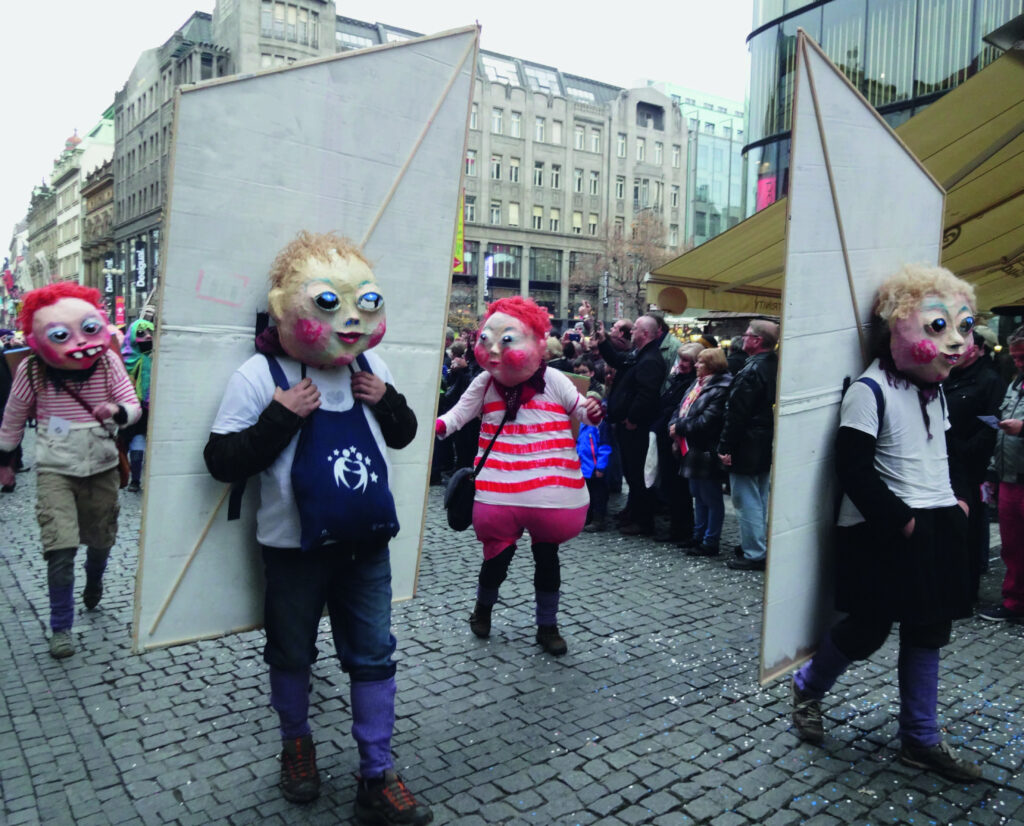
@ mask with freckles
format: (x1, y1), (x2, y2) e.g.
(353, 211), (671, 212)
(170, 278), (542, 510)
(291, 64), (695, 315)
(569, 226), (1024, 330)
(474, 311), (545, 386)
(26, 297), (112, 370)
(268, 250), (386, 368)
(889, 291), (975, 384)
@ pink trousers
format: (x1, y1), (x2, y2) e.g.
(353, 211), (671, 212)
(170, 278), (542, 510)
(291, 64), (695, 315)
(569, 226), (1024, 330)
(997, 481), (1024, 612)
(473, 503), (588, 559)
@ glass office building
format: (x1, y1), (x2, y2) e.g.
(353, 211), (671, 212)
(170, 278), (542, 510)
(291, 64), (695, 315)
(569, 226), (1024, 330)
(744, 0), (1023, 215)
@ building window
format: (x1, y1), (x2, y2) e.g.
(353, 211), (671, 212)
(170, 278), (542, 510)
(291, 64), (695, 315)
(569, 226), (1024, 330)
(672, 144), (681, 168)
(465, 194), (476, 222)
(470, 102), (478, 129)
(549, 208), (560, 233)
(588, 213), (599, 235)
(670, 224), (679, 246)
(617, 133), (626, 158)
(509, 157), (520, 183)
(533, 161), (544, 186)
(636, 138), (646, 162)
(695, 210), (706, 236)
(462, 240), (479, 276)
(574, 124), (585, 150)
(535, 116), (545, 142)
(573, 168), (584, 193)
(654, 141), (663, 165)
(551, 164), (561, 189)
(486, 243), (522, 279)
(490, 201), (502, 224)
(492, 107), (503, 134)
(589, 171), (600, 196)
(688, 117), (699, 131)
(530, 247), (562, 283)
(466, 149), (477, 176)
(552, 120), (563, 145)
(614, 217), (625, 238)
(510, 110), (521, 137)
(590, 129), (601, 153)
(532, 205), (543, 230)
(572, 211), (583, 235)
(722, 125), (732, 139)
(704, 122), (715, 135)
(671, 185), (680, 208)
(508, 202), (520, 227)
(490, 154), (502, 179)
(615, 176), (625, 199)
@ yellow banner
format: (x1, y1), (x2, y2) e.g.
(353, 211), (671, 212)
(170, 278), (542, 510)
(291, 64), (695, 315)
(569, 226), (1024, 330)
(452, 189), (465, 273)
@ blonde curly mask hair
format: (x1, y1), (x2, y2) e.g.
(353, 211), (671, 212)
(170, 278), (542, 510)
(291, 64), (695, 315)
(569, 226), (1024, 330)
(873, 264), (975, 324)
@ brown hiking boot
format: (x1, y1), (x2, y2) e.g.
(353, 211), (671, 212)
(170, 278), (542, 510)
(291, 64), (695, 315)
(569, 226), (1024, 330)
(279, 734), (320, 803)
(898, 740), (982, 783)
(468, 602), (492, 638)
(791, 678), (824, 744)
(536, 624), (568, 656)
(355, 770), (433, 824)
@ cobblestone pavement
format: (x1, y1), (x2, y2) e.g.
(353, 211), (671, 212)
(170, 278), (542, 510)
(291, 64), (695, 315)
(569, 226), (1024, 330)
(2, 441), (1023, 825)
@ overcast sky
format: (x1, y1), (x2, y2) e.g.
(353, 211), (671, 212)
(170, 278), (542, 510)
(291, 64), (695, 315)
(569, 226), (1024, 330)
(1, 0), (752, 252)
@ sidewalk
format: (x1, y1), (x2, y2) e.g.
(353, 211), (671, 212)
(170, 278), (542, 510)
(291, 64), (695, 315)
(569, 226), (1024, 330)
(1, 455), (1022, 825)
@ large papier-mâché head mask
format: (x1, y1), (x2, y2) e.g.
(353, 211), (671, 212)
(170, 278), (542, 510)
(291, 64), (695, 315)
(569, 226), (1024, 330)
(875, 264), (976, 384)
(267, 232), (386, 368)
(20, 283), (111, 370)
(474, 296), (549, 387)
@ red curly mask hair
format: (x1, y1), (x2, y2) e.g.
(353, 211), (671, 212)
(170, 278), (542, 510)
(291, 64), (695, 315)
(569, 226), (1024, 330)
(19, 283), (106, 336)
(483, 296), (551, 342)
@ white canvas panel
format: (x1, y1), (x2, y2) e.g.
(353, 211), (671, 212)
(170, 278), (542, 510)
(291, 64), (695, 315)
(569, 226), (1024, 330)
(133, 28), (478, 651)
(760, 33), (944, 683)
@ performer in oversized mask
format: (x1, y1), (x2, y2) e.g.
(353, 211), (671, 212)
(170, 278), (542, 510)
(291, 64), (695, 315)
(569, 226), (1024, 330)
(0, 283), (141, 659)
(203, 232), (432, 824)
(789, 264), (983, 782)
(437, 296), (603, 656)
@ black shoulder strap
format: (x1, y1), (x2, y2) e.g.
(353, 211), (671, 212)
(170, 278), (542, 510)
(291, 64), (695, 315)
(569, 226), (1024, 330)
(855, 377), (885, 435)
(472, 408), (510, 478)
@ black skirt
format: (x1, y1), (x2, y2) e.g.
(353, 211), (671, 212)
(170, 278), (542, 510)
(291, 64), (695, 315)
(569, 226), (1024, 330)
(835, 504), (971, 623)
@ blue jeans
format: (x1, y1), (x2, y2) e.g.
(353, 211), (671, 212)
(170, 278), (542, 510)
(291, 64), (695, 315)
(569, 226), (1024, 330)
(261, 543), (397, 682)
(730, 471), (770, 560)
(689, 477), (725, 547)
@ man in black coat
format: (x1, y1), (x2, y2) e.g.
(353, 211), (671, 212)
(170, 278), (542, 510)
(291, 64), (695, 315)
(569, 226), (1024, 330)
(598, 314), (666, 536)
(718, 319), (779, 570)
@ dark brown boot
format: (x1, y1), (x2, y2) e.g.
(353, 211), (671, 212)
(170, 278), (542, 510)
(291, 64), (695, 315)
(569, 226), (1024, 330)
(468, 602), (492, 638)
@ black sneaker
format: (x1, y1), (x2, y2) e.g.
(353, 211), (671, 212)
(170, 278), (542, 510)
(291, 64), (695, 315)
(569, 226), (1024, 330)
(536, 624), (568, 656)
(791, 678), (824, 744)
(898, 740), (981, 783)
(355, 770), (433, 825)
(280, 734), (320, 803)
(976, 603), (1024, 621)
(83, 580), (103, 610)
(686, 543), (720, 557)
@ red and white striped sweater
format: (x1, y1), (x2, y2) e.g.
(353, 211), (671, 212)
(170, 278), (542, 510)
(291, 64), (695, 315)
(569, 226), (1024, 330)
(439, 369), (597, 509)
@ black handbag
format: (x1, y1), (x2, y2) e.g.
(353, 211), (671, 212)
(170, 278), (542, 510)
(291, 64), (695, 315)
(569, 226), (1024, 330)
(443, 410), (509, 531)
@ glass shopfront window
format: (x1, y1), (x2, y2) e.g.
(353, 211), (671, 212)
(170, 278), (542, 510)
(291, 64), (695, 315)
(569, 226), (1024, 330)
(915, 0), (976, 97)
(822, 0), (866, 91)
(865, 0), (918, 107)
(529, 247), (563, 284)
(976, 0), (1024, 70)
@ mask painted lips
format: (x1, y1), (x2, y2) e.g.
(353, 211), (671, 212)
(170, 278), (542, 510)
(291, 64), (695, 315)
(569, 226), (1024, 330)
(337, 332), (362, 345)
(69, 345), (104, 360)
(945, 353), (961, 364)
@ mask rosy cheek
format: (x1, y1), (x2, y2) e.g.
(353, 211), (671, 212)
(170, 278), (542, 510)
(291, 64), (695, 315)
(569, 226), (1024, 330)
(366, 320), (386, 349)
(474, 343), (489, 364)
(296, 318), (328, 345)
(911, 339), (938, 364)
(502, 349), (529, 370)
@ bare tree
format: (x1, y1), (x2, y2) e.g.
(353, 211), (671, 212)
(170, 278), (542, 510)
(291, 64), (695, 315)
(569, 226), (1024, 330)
(568, 211), (674, 320)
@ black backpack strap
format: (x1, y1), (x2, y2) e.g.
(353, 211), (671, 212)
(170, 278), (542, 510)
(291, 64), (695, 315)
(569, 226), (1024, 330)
(228, 354), (294, 521)
(855, 377), (885, 435)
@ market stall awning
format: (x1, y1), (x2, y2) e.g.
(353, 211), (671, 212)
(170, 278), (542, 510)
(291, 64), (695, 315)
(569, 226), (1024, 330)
(649, 48), (1024, 314)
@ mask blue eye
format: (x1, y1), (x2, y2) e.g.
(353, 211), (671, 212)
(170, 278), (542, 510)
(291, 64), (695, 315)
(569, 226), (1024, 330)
(959, 316), (975, 334)
(47, 325), (71, 343)
(357, 292), (384, 312)
(502, 334), (515, 344)
(82, 318), (103, 335)
(314, 291), (341, 311)
(929, 318), (947, 333)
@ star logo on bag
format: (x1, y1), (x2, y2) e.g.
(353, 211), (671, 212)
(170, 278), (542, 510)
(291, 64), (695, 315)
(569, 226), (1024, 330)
(331, 447), (372, 493)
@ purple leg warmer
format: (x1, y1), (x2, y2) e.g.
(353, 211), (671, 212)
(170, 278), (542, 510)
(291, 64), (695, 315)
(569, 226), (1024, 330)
(269, 667), (311, 739)
(897, 646), (941, 748)
(476, 586), (500, 607)
(793, 631), (851, 700)
(351, 677), (396, 779)
(535, 590), (560, 627)
(49, 586), (74, 633)
(84, 547), (110, 586)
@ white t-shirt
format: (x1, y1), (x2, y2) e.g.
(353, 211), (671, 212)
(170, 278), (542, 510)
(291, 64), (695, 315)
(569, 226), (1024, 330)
(211, 351), (394, 548)
(836, 359), (955, 526)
